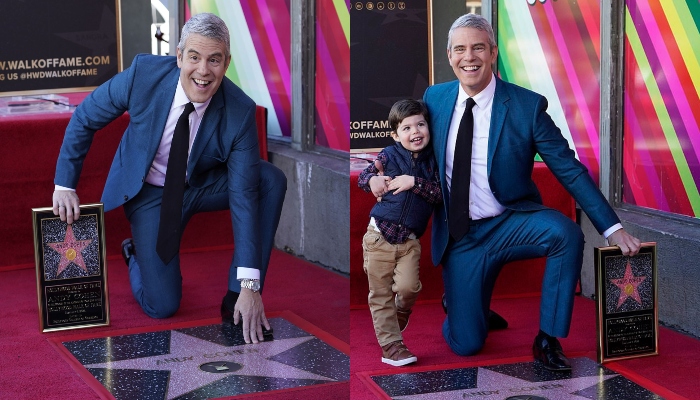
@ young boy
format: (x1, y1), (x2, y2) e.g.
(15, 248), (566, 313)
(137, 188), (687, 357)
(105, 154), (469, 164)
(358, 99), (442, 366)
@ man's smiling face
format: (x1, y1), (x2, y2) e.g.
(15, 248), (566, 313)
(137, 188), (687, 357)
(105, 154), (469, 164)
(447, 26), (498, 97)
(176, 33), (231, 103)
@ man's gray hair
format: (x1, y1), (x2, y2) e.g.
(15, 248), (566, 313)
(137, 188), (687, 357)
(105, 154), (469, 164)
(177, 13), (231, 58)
(447, 13), (496, 50)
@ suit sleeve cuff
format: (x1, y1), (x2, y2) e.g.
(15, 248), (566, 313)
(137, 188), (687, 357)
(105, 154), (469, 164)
(55, 185), (75, 191)
(236, 267), (260, 280)
(603, 223), (623, 239)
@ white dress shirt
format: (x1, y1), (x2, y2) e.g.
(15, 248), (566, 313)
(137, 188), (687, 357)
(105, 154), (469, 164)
(446, 74), (506, 220)
(445, 74), (621, 237)
(145, 79), (210, 186)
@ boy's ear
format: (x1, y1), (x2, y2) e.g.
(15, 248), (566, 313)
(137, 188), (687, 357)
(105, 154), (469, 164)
(390, 131), (400, 141)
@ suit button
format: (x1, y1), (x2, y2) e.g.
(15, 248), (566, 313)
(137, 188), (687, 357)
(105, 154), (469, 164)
(124, 195), (129, 201)
(141, 177), (145, 182)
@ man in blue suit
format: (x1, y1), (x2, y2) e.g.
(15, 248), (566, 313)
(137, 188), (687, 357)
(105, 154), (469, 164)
(52, 13), (286, 344)
(423, 14), (641, 370)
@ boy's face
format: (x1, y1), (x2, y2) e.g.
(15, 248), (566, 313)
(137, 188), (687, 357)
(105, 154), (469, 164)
(392, 114), (430, 154)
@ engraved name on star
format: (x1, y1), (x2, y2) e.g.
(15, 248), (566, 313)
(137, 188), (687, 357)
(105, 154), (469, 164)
(610, 260), (647, 309)
(396, 367), (619, 399)
(85, 331), (335, 399)
(47, 224), (93, 276)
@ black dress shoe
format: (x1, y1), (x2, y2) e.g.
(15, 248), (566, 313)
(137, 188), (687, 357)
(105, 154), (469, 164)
(121, 238), (135, 267)
(488, 310), (508, 330)
(220, 298), (274, 340)
(533, 333), (572, 371)
(441, 293), (508, 330)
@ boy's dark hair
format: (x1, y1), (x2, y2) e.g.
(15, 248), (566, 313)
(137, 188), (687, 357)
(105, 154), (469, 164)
(388, 99), (429, 133)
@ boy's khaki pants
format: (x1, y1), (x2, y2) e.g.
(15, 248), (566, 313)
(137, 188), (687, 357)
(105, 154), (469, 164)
(362, 226), (422, 347)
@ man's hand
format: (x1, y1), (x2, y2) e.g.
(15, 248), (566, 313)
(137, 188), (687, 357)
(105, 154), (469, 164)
(53, 190), (81, 224)
(233, 288), (271, 344)
(387, 175), (415, 195)
(608, 228), (642, 256)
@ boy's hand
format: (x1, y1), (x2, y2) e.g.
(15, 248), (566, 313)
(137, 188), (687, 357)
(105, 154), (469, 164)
(387, 175), (415, 194)
(369, 175), (391, 198)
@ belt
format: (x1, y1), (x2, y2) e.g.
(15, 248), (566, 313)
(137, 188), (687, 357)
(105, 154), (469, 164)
(368, 221), (417, 240)
(469, 214), (499, 225)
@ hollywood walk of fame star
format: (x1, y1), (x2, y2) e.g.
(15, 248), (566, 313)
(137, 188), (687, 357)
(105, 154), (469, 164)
(47, 224), (93, 276)
(610, 260), (647, 309)
(84, 331), (336, 399)
(393, 367), (619, 400)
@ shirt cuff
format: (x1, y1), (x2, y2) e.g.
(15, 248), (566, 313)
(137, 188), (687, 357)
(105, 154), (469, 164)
(236, 267), (260, 280)
(55, 185), (75, 191)
(603, 223), (623, 239)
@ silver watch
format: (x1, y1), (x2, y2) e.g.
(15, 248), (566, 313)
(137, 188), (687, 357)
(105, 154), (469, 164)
(240, 279), (260, 292)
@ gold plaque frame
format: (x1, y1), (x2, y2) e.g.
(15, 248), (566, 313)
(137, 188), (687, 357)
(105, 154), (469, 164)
(594, 243), (658, 363)
(32, 204), (110, 332)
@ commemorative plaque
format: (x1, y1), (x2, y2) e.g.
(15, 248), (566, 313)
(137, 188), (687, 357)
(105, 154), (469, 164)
(32, 204), (109, 332)
(594, 243), (658, 363)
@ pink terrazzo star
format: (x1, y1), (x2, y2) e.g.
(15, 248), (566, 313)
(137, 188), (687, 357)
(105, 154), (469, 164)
(48, 225), (92, 275)
(610, 260), (646, 309)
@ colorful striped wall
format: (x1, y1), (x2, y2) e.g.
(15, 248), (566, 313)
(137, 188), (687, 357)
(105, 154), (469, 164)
(623, 0), (700, 218)
(497, 0), (602, 184)
(498, 0), (699, 219)
(187, 0), (289, 140)
(186, 0), (350, 152)
(315, 0), (350, 151)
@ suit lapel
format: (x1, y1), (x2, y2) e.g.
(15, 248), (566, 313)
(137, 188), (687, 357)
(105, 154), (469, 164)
(149, 69), (180, 154)
(488, 78), (509, 176)
(435, 82), (459, 194)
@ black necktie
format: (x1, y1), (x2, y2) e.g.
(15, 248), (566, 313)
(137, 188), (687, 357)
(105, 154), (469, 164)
(157, 102), (195, 264)
(449, 97), (476, 241)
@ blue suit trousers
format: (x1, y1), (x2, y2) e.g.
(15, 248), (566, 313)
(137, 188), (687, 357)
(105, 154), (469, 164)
(122, 161), (286, 318)
(441, 208), (584, 356)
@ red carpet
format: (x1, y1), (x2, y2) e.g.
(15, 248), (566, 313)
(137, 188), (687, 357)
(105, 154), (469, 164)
(0, 248), (349, 399)
(350, 295), (698, 399)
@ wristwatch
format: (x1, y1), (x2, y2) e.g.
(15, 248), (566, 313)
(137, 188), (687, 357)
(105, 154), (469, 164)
(240, 278), (260, 293)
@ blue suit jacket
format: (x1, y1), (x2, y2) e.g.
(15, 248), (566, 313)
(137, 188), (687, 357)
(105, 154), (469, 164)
(424, 78), (619, 266)
(55, 54), (262, 270)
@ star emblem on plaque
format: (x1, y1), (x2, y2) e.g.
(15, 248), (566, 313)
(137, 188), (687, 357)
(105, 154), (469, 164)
(46, 224), (94, 277)
(610, 260), (647, 310)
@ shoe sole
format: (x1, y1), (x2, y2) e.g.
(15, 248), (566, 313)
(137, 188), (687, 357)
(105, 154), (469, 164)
(535, 359), (572, 372)
(381, 356), (417, 366)
(533, 351), (572, 372)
